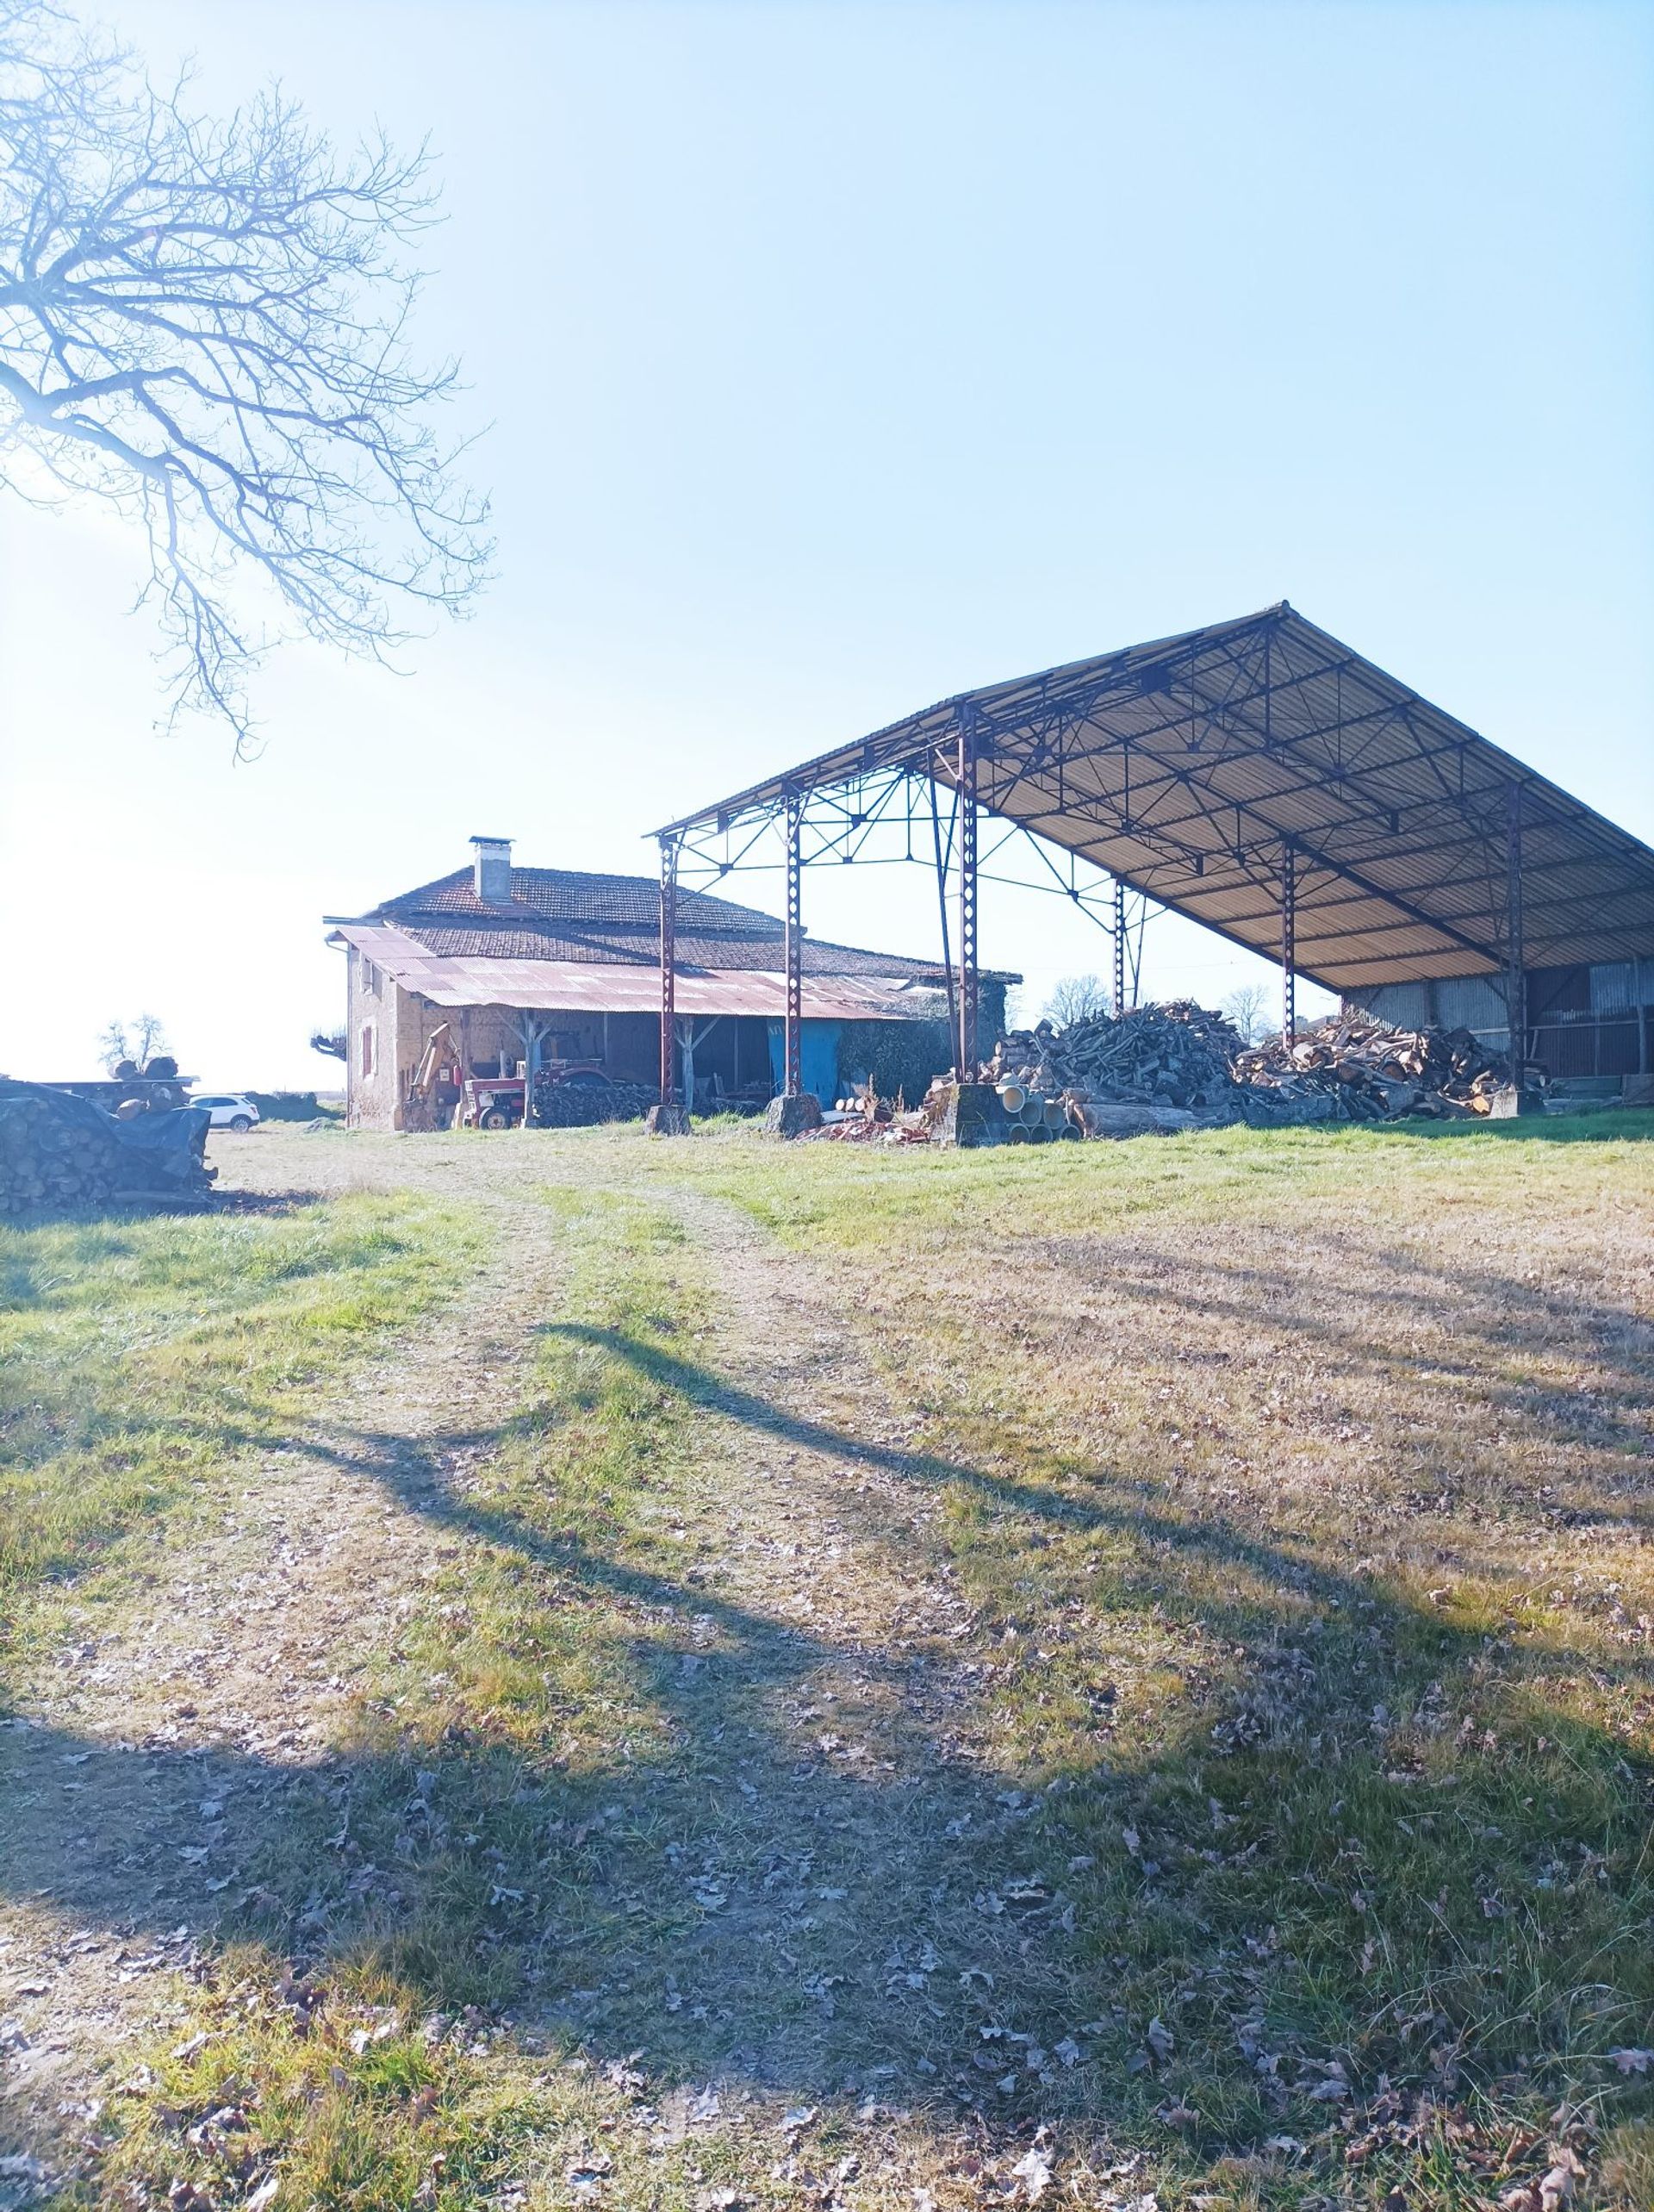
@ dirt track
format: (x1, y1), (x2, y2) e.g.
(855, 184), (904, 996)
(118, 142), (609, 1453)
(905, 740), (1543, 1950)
(1, 1129), (1043, 2178)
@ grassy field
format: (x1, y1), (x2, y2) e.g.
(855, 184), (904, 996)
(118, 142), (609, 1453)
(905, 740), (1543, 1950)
(3, 1115), (1651, 2210)
(0, 1193), (480, 1679)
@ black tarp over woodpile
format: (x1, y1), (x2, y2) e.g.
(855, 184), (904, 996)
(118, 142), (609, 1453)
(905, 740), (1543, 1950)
(0, 1082), (215, 1217)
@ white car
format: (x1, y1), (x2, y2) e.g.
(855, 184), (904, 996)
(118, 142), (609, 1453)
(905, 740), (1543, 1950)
(192, 1092), (261, 1132)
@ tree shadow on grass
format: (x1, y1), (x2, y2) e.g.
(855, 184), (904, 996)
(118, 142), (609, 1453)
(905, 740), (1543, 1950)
(3, 1493), (1648, 2178)
(1391, 1108), (1654, 1145)
(4, 1234), (1653, 2183)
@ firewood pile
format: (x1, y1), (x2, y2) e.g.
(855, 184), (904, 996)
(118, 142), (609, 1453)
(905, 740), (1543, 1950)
(0, 1081), (215, 1218)
(805, 1112), (930, 1145)
(802, 1085), (928, 1144)
(985, 1001), (1527, 1135)
(1232, 1014), (1523, 1119)
(992, 1001), (1247, 1112)
(767, 1000), (1527, 1153)
(531, 1079), (659, 1129)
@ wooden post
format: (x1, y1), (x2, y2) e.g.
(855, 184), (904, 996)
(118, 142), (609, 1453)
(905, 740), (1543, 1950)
(519, 1013), (544, 1132)
(455, 1008), (472, 1129)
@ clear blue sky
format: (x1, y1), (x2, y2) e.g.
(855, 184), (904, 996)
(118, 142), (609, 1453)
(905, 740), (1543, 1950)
(3, 0), (1650, 1086)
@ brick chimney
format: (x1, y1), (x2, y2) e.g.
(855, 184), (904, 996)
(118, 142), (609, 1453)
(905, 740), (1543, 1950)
(470, 835), (513, 904)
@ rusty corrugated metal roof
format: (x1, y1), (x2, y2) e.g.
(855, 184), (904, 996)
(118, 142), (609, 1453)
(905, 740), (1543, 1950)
(331, 925), (948, 1022)
(360, 916), (967, 981)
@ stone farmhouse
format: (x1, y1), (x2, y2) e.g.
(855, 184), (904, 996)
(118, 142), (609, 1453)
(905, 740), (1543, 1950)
(327, 837), (1011, 1129)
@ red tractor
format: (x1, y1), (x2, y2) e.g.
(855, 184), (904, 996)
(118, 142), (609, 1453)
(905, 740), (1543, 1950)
(459, 1074), (526, 1130)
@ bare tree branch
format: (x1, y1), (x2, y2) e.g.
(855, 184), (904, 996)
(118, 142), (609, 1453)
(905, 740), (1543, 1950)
(0, 0), (492, 750)
(1221, 981), (1272, 1046)
(1045, 974), (1110, 1029)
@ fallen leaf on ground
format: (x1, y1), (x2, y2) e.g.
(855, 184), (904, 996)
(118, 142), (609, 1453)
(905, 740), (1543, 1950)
(1011, 2146), (1054, 2201)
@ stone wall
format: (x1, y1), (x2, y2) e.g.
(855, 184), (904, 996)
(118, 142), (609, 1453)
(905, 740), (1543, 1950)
(345, 944), (404, 1128)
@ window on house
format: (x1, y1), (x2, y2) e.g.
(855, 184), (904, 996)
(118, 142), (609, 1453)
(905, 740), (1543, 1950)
(361, 1023), (375, 1078)
(361, 958), (380, 995)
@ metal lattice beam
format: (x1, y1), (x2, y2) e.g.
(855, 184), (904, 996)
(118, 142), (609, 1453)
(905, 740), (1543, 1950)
(658, 833), (679, 1108)
(1280, 843), (1297, 1039)
(956, 705), (979, 1075)
(784, 791), (803, 1097)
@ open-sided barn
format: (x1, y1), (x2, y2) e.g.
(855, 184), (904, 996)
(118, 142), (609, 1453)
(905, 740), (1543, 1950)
(662, 602), (1654, 1106)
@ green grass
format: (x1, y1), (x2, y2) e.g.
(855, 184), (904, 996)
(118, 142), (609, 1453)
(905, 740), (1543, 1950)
(72, 1187), (725, 2210)
(18, 1118), (1654, 2209)
(0, 1193), (479, 1680)
(629, 1114), (1654, 2199)
(662, 1105), (1654, 1250)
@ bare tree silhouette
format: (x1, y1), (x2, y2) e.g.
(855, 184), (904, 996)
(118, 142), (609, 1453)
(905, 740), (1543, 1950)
(0, 0), (491, 750)
(1044, 972), (1110, 1028)
(97, 1008), (168, 1074)
(1222, 981), (1272, 1045)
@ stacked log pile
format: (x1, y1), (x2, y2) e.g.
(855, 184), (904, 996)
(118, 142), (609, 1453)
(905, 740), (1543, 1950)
(804, 1085), (913, 1143)
(988, 1003), (1528, 1136)
(1233, 1014), (1523, 1119)
(992, 1002), (1247, 1114)
(805, 1112), (930, 1145)
(532, 1079), (660, 1129)
(0, 1088), (121, 1214)
(0, 1082), (215, 1218)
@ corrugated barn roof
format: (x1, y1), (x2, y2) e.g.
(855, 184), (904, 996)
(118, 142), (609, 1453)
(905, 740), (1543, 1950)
(660, 604), (1654, 990)
(331, 924), (950, 1023)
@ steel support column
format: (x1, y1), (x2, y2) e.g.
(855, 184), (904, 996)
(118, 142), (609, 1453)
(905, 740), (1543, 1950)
(1506, 781), (1526, 1079)
(1111, 878), (1127, 1016)
(956, 702), (979, 1076)
(928, 774), (959, 1064)
(658, 833), (679, 1109)
(784, 790), (804, 1097)
(1280, 842), (1296, 1040)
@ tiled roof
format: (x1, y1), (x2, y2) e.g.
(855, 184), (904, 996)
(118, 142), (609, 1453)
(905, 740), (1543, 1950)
(358, 864), (1016, 985)
(380, 866), (781, 935)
